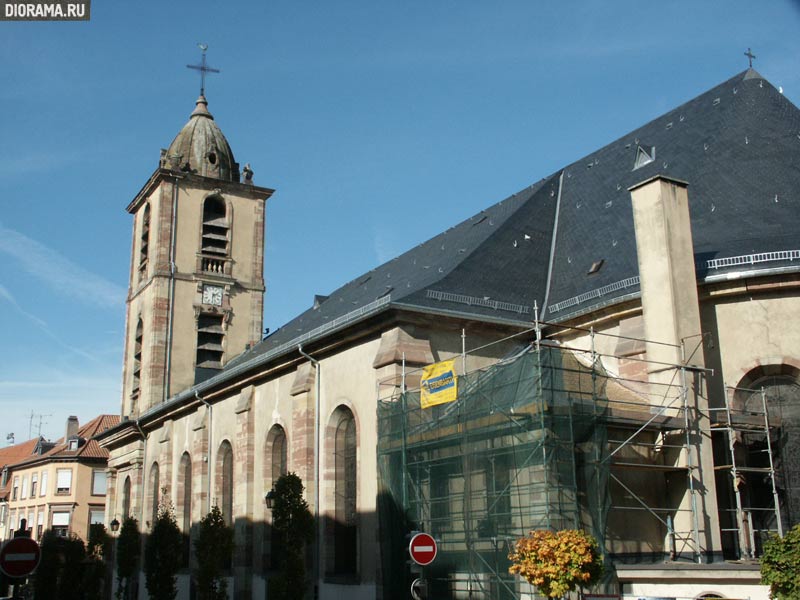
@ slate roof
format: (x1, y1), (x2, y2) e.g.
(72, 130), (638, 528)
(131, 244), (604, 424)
(224, 69), (800, 375)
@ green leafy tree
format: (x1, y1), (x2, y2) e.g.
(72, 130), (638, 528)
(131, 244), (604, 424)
(116, 517), (141, 600)
(508, 529), (603, 599)
(761, 524), (800, 599)
(268, 472), (315, 600)
(194, 505), (234, 600)
(84, 523), (111, 600)
(33, 530), (62, 600)
(144, 495), (183, 600)
(33, 531), (87, 600)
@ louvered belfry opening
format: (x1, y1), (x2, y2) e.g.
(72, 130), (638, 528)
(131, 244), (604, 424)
(201, 196), (229, 257)
(196, 313), (225, 373)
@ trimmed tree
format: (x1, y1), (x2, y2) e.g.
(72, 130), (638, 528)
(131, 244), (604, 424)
(116, 517), (141, 600)
(194, 505), (234, 600)
(144, 495), (183, 600)
(508, 529), (603, 599)
(761, 524), (800, 599)
(269, 472), (315, 600)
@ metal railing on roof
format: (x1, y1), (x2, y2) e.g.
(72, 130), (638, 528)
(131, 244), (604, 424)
(548, 276), (640, 314)
(426, 290), (531, 314)
(701, 249), (800, 270)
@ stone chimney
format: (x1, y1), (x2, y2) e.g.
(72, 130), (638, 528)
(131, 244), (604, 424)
(629, 175), (722, 560)
(65, 415), (79, 440)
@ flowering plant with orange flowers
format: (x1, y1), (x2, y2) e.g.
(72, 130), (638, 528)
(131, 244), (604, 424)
(508, 529), (603, 598)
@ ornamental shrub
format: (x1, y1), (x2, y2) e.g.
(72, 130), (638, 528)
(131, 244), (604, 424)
(194, 505), (234, 600)
(760, 524), (800, 599)
(508, 528), (603, 598)
(144, 497), (183, 600)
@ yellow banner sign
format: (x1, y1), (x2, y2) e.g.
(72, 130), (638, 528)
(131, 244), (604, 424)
(420, 359), (458, 409)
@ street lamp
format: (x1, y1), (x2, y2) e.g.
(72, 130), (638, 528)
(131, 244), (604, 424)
(110, 518), (120, 533)
(264, 489), (276, 510)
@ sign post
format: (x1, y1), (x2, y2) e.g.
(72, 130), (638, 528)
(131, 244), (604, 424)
(408, 532), (437, 567)
(0, 536), (41, 579)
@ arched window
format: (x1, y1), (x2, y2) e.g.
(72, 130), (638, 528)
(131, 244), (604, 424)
(734, 368), (800, 533)
(328, 407), (357, 576)
(139, 203), (150, 271)
(131, 318), (143, 414)
(122, 476), (131, 518)
(218, 441), (233, 526)
(179, 453), (192, 566)
(270, 426), (287, 485)
(149, 462), (160, 529)
(264, 425), (288, 570)
(201, 196), (229, 261)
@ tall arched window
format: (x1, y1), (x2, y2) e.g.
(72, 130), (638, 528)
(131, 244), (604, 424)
(139, 203), (150, 271)
(200, 196), (229, 275)
(270, 426), (287, 485)
(734, 368), (800, 533)
(264, 425), (288, 570)
(122, 476), (131, 518)
(149, 462), (160, 529)
(131, 318), (143, 415)
(329, 407), (357, 576)
(179, 453), (192, 566)
(218, 441), (233, 526)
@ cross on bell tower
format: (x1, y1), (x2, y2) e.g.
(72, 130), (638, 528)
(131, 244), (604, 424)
(187, 43), (220, 96)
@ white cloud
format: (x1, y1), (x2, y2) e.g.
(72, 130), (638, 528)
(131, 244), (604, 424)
(0, 282), (100, 362)
(0, 223), (126, 308)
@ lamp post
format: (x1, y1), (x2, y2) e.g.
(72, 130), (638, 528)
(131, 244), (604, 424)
(109, 517), (120, 600)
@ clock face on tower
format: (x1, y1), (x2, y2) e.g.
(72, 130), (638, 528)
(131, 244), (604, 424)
(202, 284), (223, 306)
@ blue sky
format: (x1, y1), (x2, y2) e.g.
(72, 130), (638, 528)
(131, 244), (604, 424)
(2, 1), (799, 443)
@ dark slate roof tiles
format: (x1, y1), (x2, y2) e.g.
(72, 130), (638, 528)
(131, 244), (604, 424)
(227, 69), (800, 372)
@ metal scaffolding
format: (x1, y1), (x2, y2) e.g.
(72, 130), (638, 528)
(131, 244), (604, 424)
(711, 386), (783, 559)
(376, 323), (713, 600)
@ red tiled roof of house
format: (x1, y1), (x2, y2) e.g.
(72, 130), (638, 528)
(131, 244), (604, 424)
(10, 415), (121, 466)
(0, 437), (40, 469)
(0, 437), (40, 499)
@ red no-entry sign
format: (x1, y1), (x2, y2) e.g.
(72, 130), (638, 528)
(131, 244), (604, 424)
(408, 532), (437, 566)
(0, 536), (41, 578)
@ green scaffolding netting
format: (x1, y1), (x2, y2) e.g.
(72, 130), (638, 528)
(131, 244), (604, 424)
(377, 345), (613, 600)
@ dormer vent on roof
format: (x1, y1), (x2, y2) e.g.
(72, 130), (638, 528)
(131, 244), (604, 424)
(633, 145), (655, 170)
(165, 95), (240, 182)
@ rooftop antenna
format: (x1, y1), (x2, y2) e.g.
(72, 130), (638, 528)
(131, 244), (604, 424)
(744, 47), (756, 69)
(187, 43), (220, 97)
(28, 410), (51, 439)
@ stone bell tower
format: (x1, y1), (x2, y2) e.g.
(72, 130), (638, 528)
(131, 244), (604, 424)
(120, 93), (274, 418)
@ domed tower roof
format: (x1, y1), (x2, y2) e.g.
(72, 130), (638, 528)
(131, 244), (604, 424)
(165, 95), (240, 182)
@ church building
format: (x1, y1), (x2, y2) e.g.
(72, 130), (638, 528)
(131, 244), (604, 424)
(98, 67), (800, 600)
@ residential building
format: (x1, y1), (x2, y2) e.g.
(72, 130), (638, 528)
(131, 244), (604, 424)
(0, 415), (119, 543)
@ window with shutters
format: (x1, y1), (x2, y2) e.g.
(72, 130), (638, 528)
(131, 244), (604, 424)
(56, 469), (72, 495)
(92, 469), (107, 496)
(40, 470), (48, 496)
(52, 511), (70, 537)
(30, 473), (37, 497)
